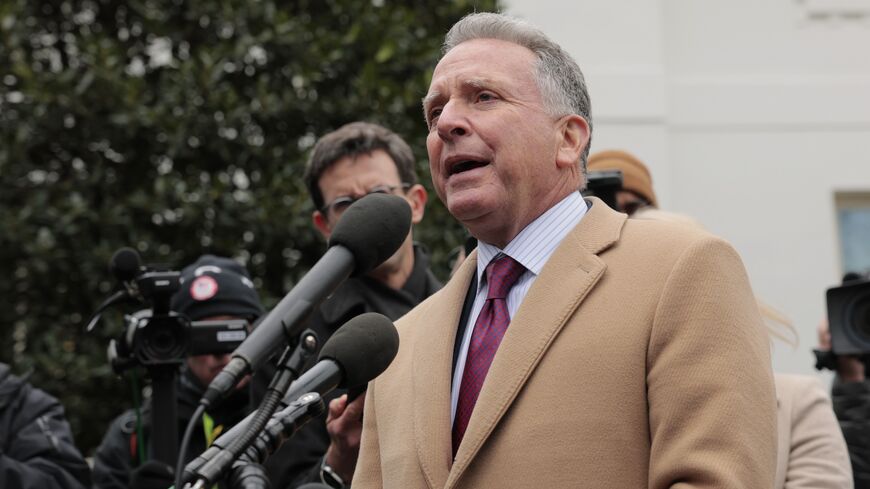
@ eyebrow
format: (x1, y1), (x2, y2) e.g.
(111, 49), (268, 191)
(421, 78), (494, 114)
(464, 78), (490, 91)
(421, 89), (442, 115)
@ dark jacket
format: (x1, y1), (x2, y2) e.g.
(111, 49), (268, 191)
(92, 365), (254, 489)
(832, 379), (870, 488)
(0, 363), (91, 489)
(265, 245), (441, 489)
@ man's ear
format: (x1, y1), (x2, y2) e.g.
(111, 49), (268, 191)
(556, 114), (590, 170)
(404, 184), (428, 225)
(312, 210), (332, 241)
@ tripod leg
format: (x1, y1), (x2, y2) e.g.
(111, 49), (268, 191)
(151, 365), (179, 465)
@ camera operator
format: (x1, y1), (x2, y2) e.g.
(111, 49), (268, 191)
(817, 271), (870, 487)
(587, 149), (658, 216)
(0, 362), (91, 489)
(92, 254), (264, 489)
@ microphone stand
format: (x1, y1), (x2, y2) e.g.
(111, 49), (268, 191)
(223, 393), (325, 489)
(186, 329), (319, 487)
(150, 363), (180, 465)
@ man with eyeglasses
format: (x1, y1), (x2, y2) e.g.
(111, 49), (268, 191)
(265, 121), (441, 489)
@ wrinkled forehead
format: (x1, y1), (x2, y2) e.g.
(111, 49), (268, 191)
(433, 38), (537, 78)
(425, 39), (538, 103)
(317, 149), (403, 200)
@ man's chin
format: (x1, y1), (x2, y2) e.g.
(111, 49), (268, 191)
(447, 196), (492, 226)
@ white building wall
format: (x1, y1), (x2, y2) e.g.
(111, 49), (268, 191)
(505, 0), (870, 377)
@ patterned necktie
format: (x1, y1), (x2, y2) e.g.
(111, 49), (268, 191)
(453, 254), (527, 455)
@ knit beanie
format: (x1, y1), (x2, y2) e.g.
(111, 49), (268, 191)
(587, 150), (658, 207)
(171, 255), (264, 322)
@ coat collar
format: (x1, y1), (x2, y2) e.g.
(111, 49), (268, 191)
(412, 251), (477, 489)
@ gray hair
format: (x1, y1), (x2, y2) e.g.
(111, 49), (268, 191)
(442, 12), (593, 171)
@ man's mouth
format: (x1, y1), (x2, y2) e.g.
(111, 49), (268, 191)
(448, 159), (489, 176)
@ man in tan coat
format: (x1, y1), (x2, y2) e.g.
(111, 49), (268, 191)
(352, 12), (777, 489)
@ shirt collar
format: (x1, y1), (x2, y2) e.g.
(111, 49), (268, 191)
(476, 191), (588, 288)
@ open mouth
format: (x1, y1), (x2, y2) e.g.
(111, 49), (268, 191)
(449, 159), (489, 176)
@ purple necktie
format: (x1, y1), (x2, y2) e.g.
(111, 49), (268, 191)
(453, 254), (526, 455)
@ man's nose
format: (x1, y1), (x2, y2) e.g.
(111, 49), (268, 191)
(436, 101), (470, 141)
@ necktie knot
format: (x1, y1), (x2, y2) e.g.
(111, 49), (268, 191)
(485, 255), (526, 300)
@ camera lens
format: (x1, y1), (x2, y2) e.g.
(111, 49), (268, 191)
(852, 293), (870, 340)
(151, 326), (179, 352)
(134, 315), (189, 365)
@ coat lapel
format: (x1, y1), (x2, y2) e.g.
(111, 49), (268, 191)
(412, 251), (479, 489)
(447, 198), (625, 488)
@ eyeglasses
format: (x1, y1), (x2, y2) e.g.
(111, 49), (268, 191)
(321, 183), (412, 218)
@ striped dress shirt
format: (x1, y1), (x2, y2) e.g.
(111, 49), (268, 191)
(450, 191), (589, 422)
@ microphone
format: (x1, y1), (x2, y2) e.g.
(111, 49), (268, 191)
(85, 248), (143, 332)
(110, 247), (142, 283)
(185, 312), (400, 486)
(200, 194), (410, 408)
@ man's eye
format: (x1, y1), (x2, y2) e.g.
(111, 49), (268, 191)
(477, 92), (496, 102)
(429, 108), (442, 122)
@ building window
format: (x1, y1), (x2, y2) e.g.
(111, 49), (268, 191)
(836, 191), (870, 276)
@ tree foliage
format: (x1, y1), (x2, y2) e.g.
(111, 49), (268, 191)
(0, 0), (497, 454)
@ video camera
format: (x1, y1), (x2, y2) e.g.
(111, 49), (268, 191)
(813, 271), (870, 371)
(86, 248), (249, 373)
(86, 248), (258, 464)
(581, 169), (623, 211)
(827, 272), (870, 356)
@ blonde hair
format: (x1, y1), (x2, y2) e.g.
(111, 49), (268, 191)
(758, 300), (799, 349)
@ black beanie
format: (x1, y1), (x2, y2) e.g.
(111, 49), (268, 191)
(170, 255), (264, 322)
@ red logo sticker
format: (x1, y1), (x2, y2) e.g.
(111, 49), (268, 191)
(190, 276), (219, 301)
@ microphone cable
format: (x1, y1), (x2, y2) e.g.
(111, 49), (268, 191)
(175, 403), (205, 489)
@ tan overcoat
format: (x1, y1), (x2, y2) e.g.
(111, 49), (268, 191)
(353, 198), (778, 489)
(774, 373), (853, 489)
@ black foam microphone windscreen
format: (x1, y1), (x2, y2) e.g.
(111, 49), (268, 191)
(110, 247), (141, 282)
(328, 193), (412, 276)
(318, 311), (400, 388)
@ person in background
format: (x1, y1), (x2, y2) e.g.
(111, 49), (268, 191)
(817, 271), (870, 488)
(773, 370), (853, 488)
(267, 121), (441, 489)
(92, 254), (265, 489)
(586, 149), (658, 216)
(0, 362), (91, 489)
